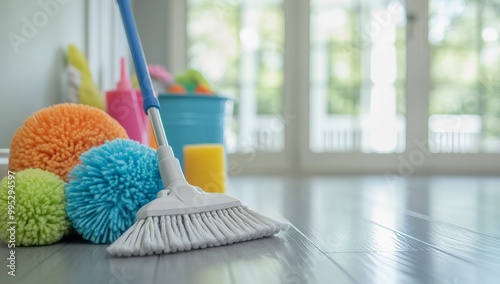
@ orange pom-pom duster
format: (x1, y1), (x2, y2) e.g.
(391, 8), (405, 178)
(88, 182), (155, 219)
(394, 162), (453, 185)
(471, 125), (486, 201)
(9, 103), (128, 180)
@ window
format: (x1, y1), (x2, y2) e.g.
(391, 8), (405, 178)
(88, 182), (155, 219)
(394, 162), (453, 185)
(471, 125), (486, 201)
(187, 0), (285, 153)
(169, 0), (500, 174)
(429, 0), (500, 153)
(310, 0), (406, 153)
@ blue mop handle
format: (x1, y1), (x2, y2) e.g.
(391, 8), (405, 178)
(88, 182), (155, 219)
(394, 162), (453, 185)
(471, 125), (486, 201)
(116, 0), (159, 114)
(117, 0), (169, 149)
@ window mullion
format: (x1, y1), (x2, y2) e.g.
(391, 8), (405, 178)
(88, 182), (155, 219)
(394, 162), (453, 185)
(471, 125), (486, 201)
(405, 0), (430, 153)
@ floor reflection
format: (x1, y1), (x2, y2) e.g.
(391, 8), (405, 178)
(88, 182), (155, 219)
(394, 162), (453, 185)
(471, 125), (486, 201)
(2, 176), (500, 284)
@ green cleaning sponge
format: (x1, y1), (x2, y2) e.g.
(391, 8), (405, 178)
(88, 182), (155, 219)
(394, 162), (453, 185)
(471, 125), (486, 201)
(0, 169), (70, 246)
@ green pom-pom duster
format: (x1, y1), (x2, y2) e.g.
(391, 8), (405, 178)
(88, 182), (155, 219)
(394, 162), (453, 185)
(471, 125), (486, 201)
(0, 169), (70, 246)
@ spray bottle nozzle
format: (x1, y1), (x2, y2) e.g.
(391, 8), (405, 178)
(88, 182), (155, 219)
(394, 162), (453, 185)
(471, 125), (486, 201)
(117, 57), (133, 90)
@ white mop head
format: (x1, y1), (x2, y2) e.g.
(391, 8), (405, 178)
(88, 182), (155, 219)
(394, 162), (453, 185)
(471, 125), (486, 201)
(107, 144), (289, 257)
(107, 206), (288, 256)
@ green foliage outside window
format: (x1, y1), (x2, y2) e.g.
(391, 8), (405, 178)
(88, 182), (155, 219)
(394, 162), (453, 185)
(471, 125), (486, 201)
(188, 0), (284, 116)
(430, 0), (500, 137)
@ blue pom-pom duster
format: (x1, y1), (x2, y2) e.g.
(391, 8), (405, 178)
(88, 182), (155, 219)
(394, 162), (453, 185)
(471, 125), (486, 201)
(66, 139), (163, 244)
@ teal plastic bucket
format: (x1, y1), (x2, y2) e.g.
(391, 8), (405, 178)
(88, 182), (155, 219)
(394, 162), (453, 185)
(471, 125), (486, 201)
(157, 94), (233, 169)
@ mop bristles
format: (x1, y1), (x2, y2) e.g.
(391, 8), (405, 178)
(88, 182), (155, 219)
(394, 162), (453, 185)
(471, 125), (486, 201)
(107, 206), (288, 256)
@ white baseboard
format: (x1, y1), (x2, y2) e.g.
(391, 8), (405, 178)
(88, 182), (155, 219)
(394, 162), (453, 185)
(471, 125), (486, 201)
(0, 149), (9, 180)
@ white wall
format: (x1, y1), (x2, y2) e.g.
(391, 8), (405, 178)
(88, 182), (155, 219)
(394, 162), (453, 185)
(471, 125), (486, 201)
(0, 0), (87, 148)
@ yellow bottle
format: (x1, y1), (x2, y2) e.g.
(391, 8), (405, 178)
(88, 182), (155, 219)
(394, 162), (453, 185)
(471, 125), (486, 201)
(183, 144), (226, 193)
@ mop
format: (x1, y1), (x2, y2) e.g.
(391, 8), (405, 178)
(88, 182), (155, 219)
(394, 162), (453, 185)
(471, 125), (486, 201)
(107, 0), (289, 257)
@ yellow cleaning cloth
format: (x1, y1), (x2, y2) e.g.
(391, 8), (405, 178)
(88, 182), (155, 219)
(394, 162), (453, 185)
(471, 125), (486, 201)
(183, 144), (226, 193)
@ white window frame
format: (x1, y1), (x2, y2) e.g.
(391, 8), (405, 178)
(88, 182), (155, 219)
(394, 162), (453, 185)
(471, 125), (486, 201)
(87, 0), (129, 91)
(299, 0), (500, 175)
(162, 0), (500, 175)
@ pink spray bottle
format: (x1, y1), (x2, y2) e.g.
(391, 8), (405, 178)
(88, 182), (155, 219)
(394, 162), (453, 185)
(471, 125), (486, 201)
(106, 57), (149, 144)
